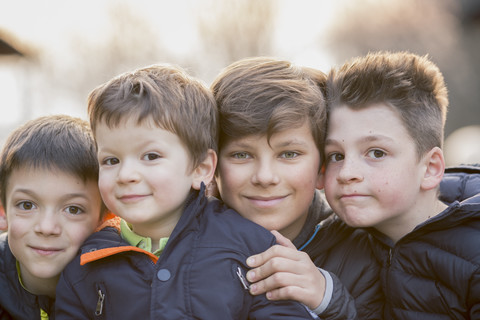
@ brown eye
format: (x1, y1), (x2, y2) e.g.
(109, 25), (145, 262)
(145, 153), (161, 161)
(327, 153), (344, 163)
(65, 206), (83, 215)
(18, 201), (35, 210)
(368, 149), (386, 159)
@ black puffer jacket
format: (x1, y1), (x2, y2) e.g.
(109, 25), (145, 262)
(0, 233), (55, 320)
(367, 165), (480, 319)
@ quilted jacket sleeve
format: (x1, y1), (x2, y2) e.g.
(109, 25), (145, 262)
(55, 263), (92, 320)
(319, 271), (358, 320)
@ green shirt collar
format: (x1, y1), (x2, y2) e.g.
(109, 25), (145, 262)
(120, 219), (169, 256)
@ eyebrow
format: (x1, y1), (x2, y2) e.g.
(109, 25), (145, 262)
(226, 141), (252, 149)
(325, 134), (395, 146)
(12, 188), (90, 201)
(273, 139), (311, 149)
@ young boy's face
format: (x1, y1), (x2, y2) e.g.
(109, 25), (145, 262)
(5, 167), (102, 289)
(95, 119), (196, 238)
(324, 103), (426, 234)
(216, 122), (323, 241)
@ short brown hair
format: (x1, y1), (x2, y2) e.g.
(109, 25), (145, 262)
(0, 115), (102, 214)
(88, 64), (218, 170)
(211, 57), (327, 157)
(327, 51), (448, 158)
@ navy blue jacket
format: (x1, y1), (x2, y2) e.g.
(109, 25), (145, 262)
(367, 165), (480, 319)
(55, 187), (313, 319)
(0, 233), (55, 320)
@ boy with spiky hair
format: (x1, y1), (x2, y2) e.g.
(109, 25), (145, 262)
(324, 51), (480, 318)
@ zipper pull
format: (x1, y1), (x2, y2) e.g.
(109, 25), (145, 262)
(95, 289), (105, 316)
(236, 266), (250, 290)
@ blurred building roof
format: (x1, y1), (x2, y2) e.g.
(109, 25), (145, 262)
(0, 32), (24, 56)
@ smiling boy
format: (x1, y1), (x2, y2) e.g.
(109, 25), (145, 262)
(0, 115), (104, 319)
(55, 63), (314, 319)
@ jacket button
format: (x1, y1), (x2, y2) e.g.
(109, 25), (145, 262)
(157, 269), (171, 281)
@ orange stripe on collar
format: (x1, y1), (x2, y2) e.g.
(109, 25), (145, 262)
(80, 246), (158, 265)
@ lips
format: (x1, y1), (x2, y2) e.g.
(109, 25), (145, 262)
(339, 193), (370, 203)
(117, 194), (149, 203)
(245, 195), (287, 208)
(30, 246), (63, 256)
(341, 193), (366, 198)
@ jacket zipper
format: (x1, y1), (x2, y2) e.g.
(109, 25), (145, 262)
(95, 287), (105, 316)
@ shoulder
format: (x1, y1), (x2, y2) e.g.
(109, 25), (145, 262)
(440, 164), (480, 203)
(62, 226), (124, 273)
(0, 233), (13, 271)
(200, 198), (276, 251)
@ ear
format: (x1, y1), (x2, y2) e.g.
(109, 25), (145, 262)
(0, 206), (7, 231)
(316, 166), (325, 190)
(191, 149), (217, 190)
(420, 147), (445, 191)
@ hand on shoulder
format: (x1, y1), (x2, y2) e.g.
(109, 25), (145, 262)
(246, 230), (326, 310)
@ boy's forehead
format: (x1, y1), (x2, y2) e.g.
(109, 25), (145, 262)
(7, 165), (90, 189)
(96, 115), (168, 133)
(222, 122), (317, 148)
(327, 103), (411, 143)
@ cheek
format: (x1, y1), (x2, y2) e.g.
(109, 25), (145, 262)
(7, 218), (27, 240)
(66, 222), (96, 247)
(216, 164), (242, 193)
(294, 166), (320, 187)
(98, 176), (112, 199)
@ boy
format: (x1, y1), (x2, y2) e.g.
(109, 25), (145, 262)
(55, 64), (313, 319)
(0, 115), (105, 319)
(323, 51), (480, 318)
(210, 57), (383, 319)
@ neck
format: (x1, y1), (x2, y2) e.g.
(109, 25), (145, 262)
(20, 265), (58, 298)
(378, 194), (448, 243)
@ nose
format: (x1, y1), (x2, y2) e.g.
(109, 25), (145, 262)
(336, 156), (363, 184)
(116, 159), (140, 184)
(251, 159), (280, 187)
(34, 209), (61, 236)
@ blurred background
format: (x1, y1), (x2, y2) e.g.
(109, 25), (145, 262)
(1, 0), (479, 166)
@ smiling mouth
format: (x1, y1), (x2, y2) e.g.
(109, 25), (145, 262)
(118, 194), (149, 203)
(31, 247), (62, 256)
(246, 196), (286, 208)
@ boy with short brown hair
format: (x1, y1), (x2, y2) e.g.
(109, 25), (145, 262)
(0, 115), (105, 319)
(55, 63), (314, 319)
(324, 51), (480, 318)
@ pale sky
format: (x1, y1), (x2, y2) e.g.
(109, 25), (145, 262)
(0, 0), (339, 129)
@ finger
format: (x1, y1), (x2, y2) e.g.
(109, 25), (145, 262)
(266, 285), (324, 310)
(249, 270), (294, 295)
(247, 252), (308, 283)
(255, 269), (326, 310)
(271, 230), (296, 249)
(247, 243), (305, 269)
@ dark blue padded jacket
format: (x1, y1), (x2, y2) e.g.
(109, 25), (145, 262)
(0, 233), (55, 320)
(368, 164), (480, 319)
(55, 186), (316, 319)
